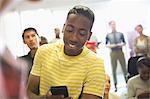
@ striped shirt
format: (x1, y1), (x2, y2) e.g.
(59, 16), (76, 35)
(31, 42), (105, 99)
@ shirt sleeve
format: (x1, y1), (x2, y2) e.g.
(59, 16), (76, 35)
(83, 59), (105, 98)
(121, 33), (126, 44)
(127, 79), (136, 99)
(31, 47), (42, 76)
(106, 34), (109, 45)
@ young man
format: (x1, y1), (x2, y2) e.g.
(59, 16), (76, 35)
(27, 5), (105, 99)
(105, 21), (127, 92)
(19, 27), (39, 78)
(127, 57), (150, 99)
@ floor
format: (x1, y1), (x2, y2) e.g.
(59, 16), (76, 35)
(110, 73), (127, 99)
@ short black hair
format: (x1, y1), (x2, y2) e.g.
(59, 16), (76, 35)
(22, 27), (39, 40)
(67, 5), (95, 31)
(137, 57), (150, 69)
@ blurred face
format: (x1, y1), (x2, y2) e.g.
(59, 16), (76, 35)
(135, 26), (143, 34)
(63, 14), (91, 56)
(109, 21), (116, 32)
(139, 64), (150, 81)
(23, 31), (39, 50)
(0, 0), (11, 12)
(105, 75), (111, 94)
(55, 28), (60, 35)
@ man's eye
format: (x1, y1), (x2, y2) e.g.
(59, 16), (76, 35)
(66, 29), (73, 32)
(79, 31), (86, 36)
(65, 26), (74, 32)
(25, 36), (29, 39)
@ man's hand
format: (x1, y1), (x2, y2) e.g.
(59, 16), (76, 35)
(116, 43), (125, 48)
(106, 44), (117, 48)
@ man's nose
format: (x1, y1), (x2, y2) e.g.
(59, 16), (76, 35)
(71, 32), (78, 42)
(29, 36), (33, 41)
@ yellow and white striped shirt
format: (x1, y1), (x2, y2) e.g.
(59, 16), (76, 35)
(31, 42), (105, 99)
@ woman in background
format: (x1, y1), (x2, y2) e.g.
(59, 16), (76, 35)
(134, 24), (150, 57)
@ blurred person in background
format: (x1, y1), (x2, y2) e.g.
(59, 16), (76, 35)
(127, 57), (150, 99)
(18, 27), (39, 78)
(105, 20), (127, 92)
(49, 27), (62, 43)
(133, 24), (150, 58)
(39, 36), (48, 46)
(0, 47), (27, 99)
(127, 24), (150, 79)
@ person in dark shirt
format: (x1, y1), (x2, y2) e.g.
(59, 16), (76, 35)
(19, 27), (39, 78)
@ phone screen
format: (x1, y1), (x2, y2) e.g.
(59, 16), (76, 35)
(50, 86), (69, 97)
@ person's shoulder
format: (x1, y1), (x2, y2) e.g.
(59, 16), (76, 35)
(85, 49), (104, 63)
(128, 75), (140, 84)
(117, 32), (124, 35)
(18, 54), (28, 59)
(38, 41), (63, 53)
(144, 35), (149, 39)
(107, 33), (112, 36)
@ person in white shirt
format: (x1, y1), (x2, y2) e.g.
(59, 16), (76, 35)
(127, 57), (150, 99)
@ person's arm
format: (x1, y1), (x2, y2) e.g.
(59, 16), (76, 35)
(27, 75), (44, 99)
(27, 75), (69, 99)
(81, 93), (102, 99)
(82, 59), (105, 99)
(27, 46), (72, 99)
(137, 92), (150, 99)
(106, 44), (117, 48)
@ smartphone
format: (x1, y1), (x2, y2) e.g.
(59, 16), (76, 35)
(50, 86), (69, 98)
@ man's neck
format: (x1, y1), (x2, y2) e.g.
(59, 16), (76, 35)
(112, 30), (116, 33)
(30, 48), (38, 58)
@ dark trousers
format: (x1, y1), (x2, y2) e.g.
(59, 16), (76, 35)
(110, 50), (127, 85)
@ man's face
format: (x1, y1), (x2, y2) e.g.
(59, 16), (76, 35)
(23, 31), (39, 50)
(55, 28), (60, 35)
(139, 64), (150, 81)
(110, 21), (116, 32)
(63, 14), (91, 56)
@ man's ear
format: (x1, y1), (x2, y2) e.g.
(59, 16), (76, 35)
(87, 32), (92, 41)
